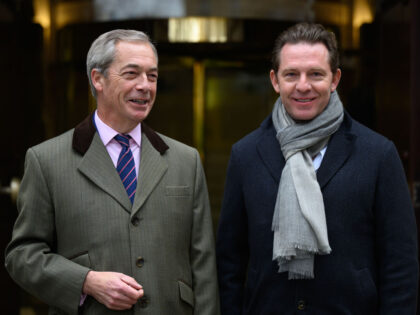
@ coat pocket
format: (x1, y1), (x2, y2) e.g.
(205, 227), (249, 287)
(166, 186), (191, 196)
(178, 280), (195, 307)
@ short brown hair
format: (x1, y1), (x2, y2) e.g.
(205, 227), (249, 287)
(271, 23), (339, 73)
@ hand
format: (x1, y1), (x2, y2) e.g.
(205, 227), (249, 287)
(82, 271), (144, 310)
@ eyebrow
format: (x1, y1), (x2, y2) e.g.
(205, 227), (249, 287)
(281, 68), (297, 72)
(280, 68), (298, 74)
(309, 68), (327, 73)
(121, 64), (158, 72)
(281, 67), (327, 73)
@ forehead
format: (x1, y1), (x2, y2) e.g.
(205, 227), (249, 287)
(113, 41), (157, 67)
(279, 42), (330, 70)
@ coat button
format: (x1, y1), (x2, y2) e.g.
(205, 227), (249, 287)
(138, 295), (149, 308)
(136, 256), (145, 268)
(131, 217), (140, 226)
(297, 299), (306, 310)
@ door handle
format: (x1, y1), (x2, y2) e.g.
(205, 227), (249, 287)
(0, 177), (21, 204)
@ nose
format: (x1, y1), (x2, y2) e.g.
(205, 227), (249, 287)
(135, 73), (150, 91)
(296, 75), (311, 92)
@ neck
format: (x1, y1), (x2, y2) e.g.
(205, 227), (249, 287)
(96, 109), (138, 134)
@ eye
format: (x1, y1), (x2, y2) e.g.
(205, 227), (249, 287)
(310, 71), (324, 78)
(282, 72), (297, 80)
(147, 73), (158, 82)
(123, 71), (138, 79)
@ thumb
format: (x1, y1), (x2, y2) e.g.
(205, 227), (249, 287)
(121, 276), (142, 290)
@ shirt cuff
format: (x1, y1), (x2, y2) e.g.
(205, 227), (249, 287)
(80, 294), (87, 306)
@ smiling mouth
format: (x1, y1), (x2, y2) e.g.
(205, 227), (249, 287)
(294, 97), (316, 103)
(129, 99), (148, 105)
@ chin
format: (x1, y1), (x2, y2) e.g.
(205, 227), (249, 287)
(290, 111), (317, 121)
(131, 107), (151, 118)
(132, 115), (148, 123)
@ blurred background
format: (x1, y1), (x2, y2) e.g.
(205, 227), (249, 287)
(0, 0), (419, 313)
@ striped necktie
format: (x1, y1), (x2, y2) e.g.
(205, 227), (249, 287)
(115, 134), (137, 203)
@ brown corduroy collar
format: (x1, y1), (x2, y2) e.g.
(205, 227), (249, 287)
(72, 113), (169, 155)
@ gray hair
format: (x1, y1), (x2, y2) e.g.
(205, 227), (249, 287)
(86, 29), (158, 98)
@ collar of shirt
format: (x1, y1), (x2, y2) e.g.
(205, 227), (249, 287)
(93, 110), (141, 175)
(313, 146), (327, 171)
(94, 110), (141, 147)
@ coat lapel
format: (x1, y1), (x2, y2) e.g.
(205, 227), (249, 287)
(317, 117), (356, 189)
(256, 120), (285, 184)
(255, 113), (356, 189)
(78, 133), (133, 212)
(132, 134), (168, 217)
(73, 115), (170, 215)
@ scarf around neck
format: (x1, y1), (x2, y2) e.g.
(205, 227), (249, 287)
(271, 91), (344, 279)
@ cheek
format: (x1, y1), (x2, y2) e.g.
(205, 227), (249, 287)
(321, 88), (332, 99)
(279, 84), (293, 97)
(151, 84), (157, 94)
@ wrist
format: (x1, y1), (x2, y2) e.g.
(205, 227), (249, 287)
(82, 270), (95, 295)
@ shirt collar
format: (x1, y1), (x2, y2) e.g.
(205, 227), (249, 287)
(94, 110), (142, 147)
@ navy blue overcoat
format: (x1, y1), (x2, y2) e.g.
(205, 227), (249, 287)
(216, 113), (418, 314)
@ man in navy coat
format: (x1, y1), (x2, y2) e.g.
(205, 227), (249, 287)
(216, 22), (418, 314)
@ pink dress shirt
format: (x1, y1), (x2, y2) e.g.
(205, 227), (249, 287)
(94, 111), (141, 176)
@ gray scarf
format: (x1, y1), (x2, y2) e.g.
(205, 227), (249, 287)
(271, 91), (344, 279)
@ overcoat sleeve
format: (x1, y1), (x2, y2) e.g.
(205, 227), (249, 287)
(375, 142), (419, 314)
(5, 148), (90, 315)
(216, 147), (249, 314)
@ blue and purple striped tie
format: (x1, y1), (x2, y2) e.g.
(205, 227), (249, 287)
(115, 134), (137, 203)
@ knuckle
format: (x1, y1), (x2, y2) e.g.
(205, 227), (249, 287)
(109, 292), (119, 301)
(107, 298), (119, 309)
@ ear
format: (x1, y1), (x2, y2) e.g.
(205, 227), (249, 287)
(91, 69), (105, 93)
(270, 69), (281, 94)
(331, 68), (341, 92)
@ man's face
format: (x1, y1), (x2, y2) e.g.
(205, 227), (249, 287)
(270, 42), (341, 121)
(92, 41), (158, 133)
